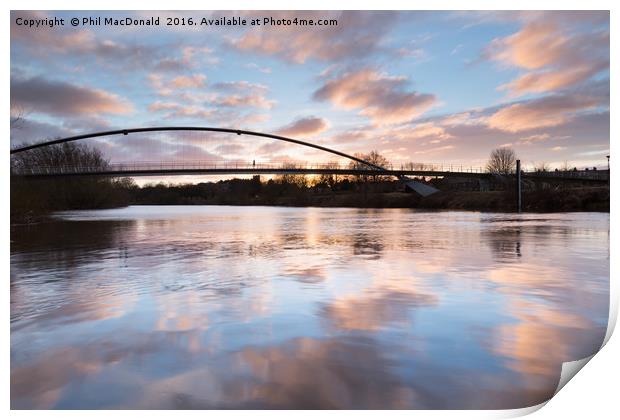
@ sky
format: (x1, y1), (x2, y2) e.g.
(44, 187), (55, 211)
(10, 10), (610, 174)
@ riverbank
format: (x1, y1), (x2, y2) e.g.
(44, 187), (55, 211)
(11, 178), (609, 225)
(10, 176), (133, 224)
(418, 187), (609, 212)
(130, 186), (609, 212)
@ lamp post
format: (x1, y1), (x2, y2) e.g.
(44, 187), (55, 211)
(607, 155), (610, 185)
(516, 159), (521, 213)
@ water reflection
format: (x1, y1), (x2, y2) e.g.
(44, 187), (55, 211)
(10, 207), (609, 409)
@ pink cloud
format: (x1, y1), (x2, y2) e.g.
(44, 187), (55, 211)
(498, 63), (607, 97)
(276, 117), (330, 138)
(406, 122), (452, 140)
(213, 81), (267, 93)
(153, 47), (218, 72)
(148, 101), (212, 119)
(488, 22), (569, 70)
(11, 76), (133, 117)
(213, 94), (274, 109)
(11, 11), (95, 54)
(11, 11), (213, 73)
(519, 133), (551, 144)
(486, 94), (601, 133)
(148, 76), (275, 112)
(313, 69), (437, 126)
(147, 100), (269, 127)
(229, 11), (399, 64)
(486, 19), (609, 96)
(170, 74), (207, 89)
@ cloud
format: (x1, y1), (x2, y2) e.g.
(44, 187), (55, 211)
(276, 117), (330, 138)
(149, 76), (275, 109)
(210, 82), (274, 109)
(406, 122), (452, 140)
(256, 141), (288, 155)
(396, 47), (427, 60)
(147, 77), (275, 120)
(11, 76), (133, 117)
(313, 69), (437, 126)
(229, 11), (400, 64)
(170, 74), (207, 89)
(487, 21), (569, 70)
(346, 98), (608, 169)
(329, 127), (373, 144)
(149, 73), (208, 94)
(213, 95), (274, 109)
(11, 11), (94, 54)
(244, 62), (272, 74)
(170, 144), (221, 161)
(154, 47), (219, 72)
(11, 11), (221, 74)
(148, 101), (212, 119)
(486, 93), (601, 133)
(213, 143), (246, 156)
(10, 118), (72, 147)
(454, 10), (609, 30)
(147, 100), (269, 127)
(12, 11), (164, 70)
(213, 81), (268, 93)
(321, 289), (437, 331)
(498, 63), (607, 96)
(486, 19), (609, 96)
(519, 133), (550, 143)
(412, 145), (455, 155)
(440, 112), (481, 127)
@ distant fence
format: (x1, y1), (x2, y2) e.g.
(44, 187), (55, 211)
(12, 160), (488, 176)
(524, 169), (609, 181)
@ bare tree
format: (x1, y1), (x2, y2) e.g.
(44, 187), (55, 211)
(533, 161), (551, 172)
(486, 147), (516, 175)
(317, 161), (342, 189)
(276, 162), (308, 188)
(10, 105), (26, 131)
(403, 162), (433, 171)
(11, 141), (109, 175)
(348, 150), (391, 182)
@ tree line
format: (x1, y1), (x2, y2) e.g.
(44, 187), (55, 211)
(13, 140), (592, 222)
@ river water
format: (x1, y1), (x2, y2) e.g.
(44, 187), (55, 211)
(10, 206), (609, 409)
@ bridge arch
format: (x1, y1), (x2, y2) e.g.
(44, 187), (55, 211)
(10, 126), (387, 171)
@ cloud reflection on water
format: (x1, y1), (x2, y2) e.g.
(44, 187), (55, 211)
(10, 207), (609, 409)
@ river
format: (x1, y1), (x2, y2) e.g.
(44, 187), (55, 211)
(10, 206), (609, 409)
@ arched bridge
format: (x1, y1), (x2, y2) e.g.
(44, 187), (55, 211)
(10, 126), (609, 195)
(8, 126), (463, 196)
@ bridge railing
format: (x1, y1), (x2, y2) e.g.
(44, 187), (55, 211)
(11, 160), (379, 175)
(397, 163), (485, 173)
(12, 160), (490, 175)
(10, 161), (610, 183)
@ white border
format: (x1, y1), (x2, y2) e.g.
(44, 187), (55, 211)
(4, 1), (617, 418)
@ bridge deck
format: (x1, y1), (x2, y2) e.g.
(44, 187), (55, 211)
(12, 167), (488, 178)
(10, 163), (609, 183)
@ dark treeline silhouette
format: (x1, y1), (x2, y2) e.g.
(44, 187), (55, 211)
(129, 150), (408, 207)
(10, 144), (610, 222)
(11, 142), (133, 223)
(130, 175), (409, 207)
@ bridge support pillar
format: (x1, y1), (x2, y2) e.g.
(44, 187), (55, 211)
(516, 159), (522, 213)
